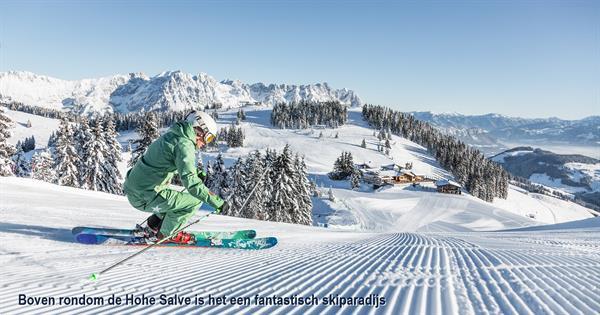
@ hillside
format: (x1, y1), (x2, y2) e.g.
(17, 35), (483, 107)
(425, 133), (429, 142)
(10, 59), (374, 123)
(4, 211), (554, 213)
(492, 147), (600, 209)
(0, 71), (362, 114)
(5, 106), (594, 231)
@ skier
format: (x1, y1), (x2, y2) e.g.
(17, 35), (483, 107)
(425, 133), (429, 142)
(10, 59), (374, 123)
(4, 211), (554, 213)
(123, 110), (229, 244)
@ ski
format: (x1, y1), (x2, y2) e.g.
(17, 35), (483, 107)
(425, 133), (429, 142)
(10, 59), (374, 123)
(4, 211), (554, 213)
(72, 226), (256, 240)
(75, 233), (278, 250)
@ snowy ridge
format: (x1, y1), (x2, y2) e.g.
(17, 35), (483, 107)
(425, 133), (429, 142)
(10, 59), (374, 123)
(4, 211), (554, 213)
(0, 71), (362, 114)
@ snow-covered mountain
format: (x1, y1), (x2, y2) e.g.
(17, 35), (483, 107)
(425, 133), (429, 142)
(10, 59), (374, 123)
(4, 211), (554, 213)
(410, 111), (600, 155)
(0, 71), (362, 114)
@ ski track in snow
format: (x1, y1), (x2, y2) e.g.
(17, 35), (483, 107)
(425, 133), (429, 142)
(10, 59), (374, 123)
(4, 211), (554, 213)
(1, 230), (599, 314)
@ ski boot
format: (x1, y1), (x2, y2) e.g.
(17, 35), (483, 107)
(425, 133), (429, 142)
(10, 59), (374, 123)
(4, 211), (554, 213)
(159, 231), (196, 245)
(133, 214), (163, 242)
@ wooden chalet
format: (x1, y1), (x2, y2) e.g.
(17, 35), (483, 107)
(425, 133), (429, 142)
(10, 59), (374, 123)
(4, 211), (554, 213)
(435, 179), (462, 194)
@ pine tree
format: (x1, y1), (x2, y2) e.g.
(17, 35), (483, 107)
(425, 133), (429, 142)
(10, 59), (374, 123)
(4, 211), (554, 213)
(12, 146), (30, 177)
(0, 108), (16, 176)
(20, 136), (35, 152)
(81, 119), (110, 192)
(246, 151), (269, 220)
(47, 131), (58, 147)
(102, 114), (123, 194)
(226, 158), (249, 217)
(31, 149), (56, 182)
(293, 154), (313, 225)
(74, 117), (92, 181)
(129, 112), (160, 167)
(54, 118), (80, 187)
(330, 151), (354, 180)
(262, 148), (278, 219)
(361, 138), (366, 148)
(350, 169), (361, 190)
(268, 145), (298, 223)
(209, 154), (229, 198)
(237, 109), (246, 121)
(204, 160), (214, 188)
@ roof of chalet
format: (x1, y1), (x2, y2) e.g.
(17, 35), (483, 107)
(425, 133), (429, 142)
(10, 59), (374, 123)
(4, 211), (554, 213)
(435, 179), (462, 188)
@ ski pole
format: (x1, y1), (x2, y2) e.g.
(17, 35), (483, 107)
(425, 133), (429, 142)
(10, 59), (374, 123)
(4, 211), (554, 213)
(89, 211), (213, 281)
(89, 168), (268, 281)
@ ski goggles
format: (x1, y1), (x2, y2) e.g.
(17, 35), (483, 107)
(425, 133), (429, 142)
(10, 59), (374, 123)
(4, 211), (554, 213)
(194, 127), (216, 144)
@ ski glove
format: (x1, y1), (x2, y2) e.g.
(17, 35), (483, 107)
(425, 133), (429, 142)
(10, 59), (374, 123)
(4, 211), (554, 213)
(198, 170), (207, 183)
(216, 201), (229, 214)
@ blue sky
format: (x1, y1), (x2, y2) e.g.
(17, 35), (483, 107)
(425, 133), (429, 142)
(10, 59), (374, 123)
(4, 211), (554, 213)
(0, 0), (598, 119)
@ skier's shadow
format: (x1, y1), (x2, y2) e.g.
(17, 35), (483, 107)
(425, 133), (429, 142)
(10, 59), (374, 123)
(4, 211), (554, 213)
(0, 222), (74, 243)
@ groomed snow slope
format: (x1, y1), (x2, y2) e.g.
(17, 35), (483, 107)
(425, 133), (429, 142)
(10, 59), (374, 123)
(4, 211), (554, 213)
(1, 177), (599, 314)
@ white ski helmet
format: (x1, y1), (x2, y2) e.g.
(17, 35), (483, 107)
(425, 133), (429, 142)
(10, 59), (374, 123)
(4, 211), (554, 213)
(186, 110), (218, 143)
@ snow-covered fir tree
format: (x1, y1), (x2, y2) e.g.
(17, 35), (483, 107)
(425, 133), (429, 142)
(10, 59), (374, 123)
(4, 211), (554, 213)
(237, 109), (246, 121)
(244, 151), (269, 221)
(271, 101), (348, 129)
(19, 136), (35, 152)
(80, 119), (110, 192)
(361, 138), (366, 148)
(207, 154), (229, 198)
(350, 169), (361, 190)
(203, 160), (214, 187)
(0, 108), (16, 176)
(129, 112), (160, 167)
(101, 114), (123, 194)
(31, 149), (56, 182)
(217, 125), (245, 148)
(328, 187), (335, 201)
(267, 145), (298, 223)
(329, 151), (355, 180)
(212, 147), (312, 225)
(53, 118), (79, 187)
(74, 117), (92, 179)
(225, 157), (250, 217)
(11, 146), (30, 177)
(292, 154), (313, 225)
(47, 131), (58, 147)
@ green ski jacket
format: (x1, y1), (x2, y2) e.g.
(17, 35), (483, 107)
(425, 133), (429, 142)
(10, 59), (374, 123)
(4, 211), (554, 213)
(123, 121), (224, 211)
